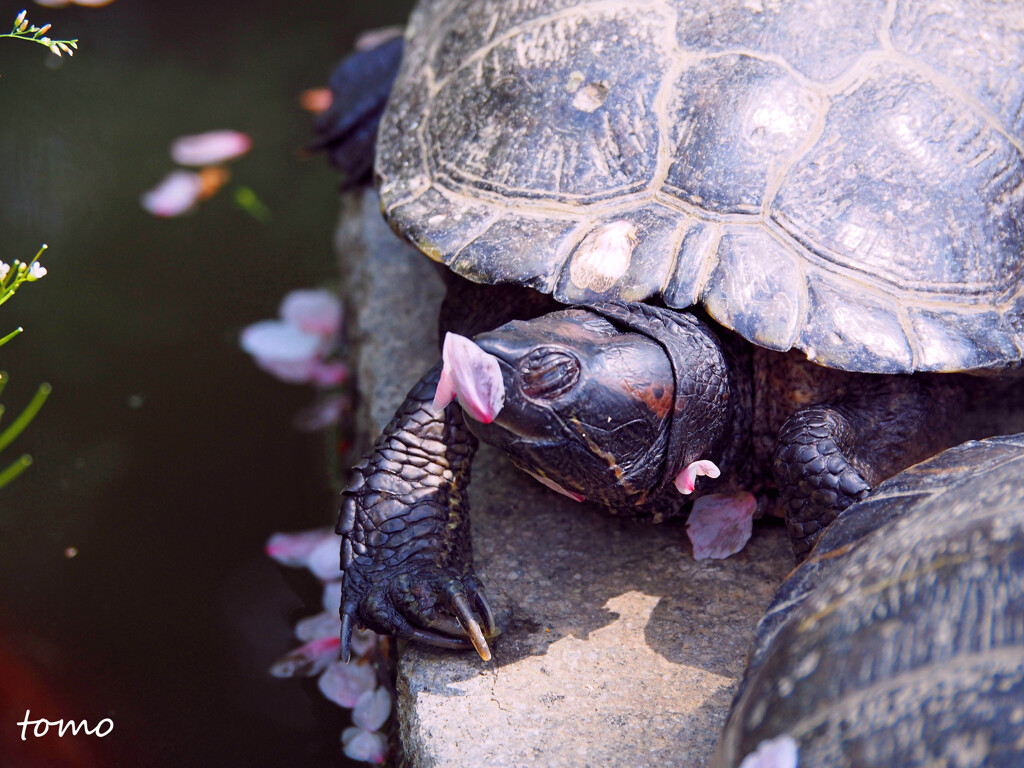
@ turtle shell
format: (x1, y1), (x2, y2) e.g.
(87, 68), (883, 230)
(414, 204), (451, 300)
(376, 0), (1024, 374)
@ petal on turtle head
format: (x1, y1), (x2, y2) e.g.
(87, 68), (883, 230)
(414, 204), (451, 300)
(341, 727), (387, 764)
(353, 687), (392, 731)
(673, 459), (721, 495)
(440, 332), (505, 424)
(685, 491), (756, 561)
(318, 660), (377, 708)
(431, 364), (457, 411)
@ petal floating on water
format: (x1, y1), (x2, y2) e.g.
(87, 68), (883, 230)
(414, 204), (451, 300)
(269, 635), (340, 678)
(295, 611), (343, 642)
(140, 170), (202, 217)
(170, 130), (252, 166)
(306, 534), (343, 581)
(264, 528), (334, 567)
(353, 688), (392, 731)
(341, 727), (386, 764)
(318, 660), (376, 708)
(279, 288), (342, 338)
(240, 320), (323, 363)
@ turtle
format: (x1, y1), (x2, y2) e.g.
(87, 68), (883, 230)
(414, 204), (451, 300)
(713, 431), (1024, 768)
(317, 0), (1024, 662)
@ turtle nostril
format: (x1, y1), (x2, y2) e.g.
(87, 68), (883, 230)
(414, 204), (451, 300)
(519, 348), (580, 400)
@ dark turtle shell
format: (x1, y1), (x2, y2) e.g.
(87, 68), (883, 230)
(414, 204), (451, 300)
(375, 0), (1024, 374)
(714, 432), (1024, 767)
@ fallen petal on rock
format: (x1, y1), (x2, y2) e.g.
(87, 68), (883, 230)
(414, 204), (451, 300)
(318, 660), (376, 708)
(140, 170), (202, 217)
(353, 688), (392, 731)
(341, 727), (386, 764)
(738, 734), (799, 768)
(265, 528), (334, 567)
(686, 492), (756, 560)
(171, 130), (252, 166)
(279, 288), (342, 338)
(269, 635), (340, 678)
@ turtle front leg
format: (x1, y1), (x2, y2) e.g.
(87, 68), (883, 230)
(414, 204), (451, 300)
(772, 377), (960, 559)
(338, 362), (497, 661)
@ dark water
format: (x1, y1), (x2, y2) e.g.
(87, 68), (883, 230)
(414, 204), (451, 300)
(0, 1), (410, 765)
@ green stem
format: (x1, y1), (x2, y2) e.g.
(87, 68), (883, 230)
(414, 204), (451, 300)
(0, 381), (51, 453)
(0, 327), (24, 348)
(0, 454), (32, 489)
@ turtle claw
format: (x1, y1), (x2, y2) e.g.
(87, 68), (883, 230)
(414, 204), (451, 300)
(451, 592), (491, 661)
(343, 565), (499, 661)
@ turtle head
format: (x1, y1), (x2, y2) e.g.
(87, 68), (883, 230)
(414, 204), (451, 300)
(435, 304), (733, 510)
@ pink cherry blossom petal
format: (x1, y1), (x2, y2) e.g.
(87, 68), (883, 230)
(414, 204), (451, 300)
(269, 635), (340, 678)
(140, 170), (202, 217)
(341, 727), (386, 764)
(738, 735), (799, 768)
(291, 395), (350, 431)
(674, 459), (721, 495)
(353, 688), (392, 731)
(170, 130), (252, 166)
(686, 492), (756, 561)
(432, 364), (457, 411)
(322, 581), (342, 615)
(240, 320), (323, 363)
(306, 535), (343, 581)
(295, 611), (343, 642)
(308, 360), (349, 388)
(441, 332), (505, 424)
(318, 660), (376, 707)
(265, 529), (334, 567)
(350, 627), (378, 658)
(279, 289), (342, 338)
(355, 25), (403, 51)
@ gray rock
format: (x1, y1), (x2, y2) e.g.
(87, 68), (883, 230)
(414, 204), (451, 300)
(336, 190), (793, 767)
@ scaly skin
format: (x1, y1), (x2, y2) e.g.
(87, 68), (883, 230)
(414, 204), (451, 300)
(337, 363), (496, 660)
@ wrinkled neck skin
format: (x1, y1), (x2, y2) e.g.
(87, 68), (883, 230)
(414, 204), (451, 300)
(452, 302), (755, 522)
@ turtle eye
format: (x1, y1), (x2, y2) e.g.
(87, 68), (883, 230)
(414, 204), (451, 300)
(518, 348), (580, 401)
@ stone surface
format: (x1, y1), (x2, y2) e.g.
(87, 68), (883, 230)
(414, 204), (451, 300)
(336, 190), (793, 768)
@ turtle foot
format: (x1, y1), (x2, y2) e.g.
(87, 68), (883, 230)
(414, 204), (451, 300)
(774, 405), (871, 559)
(341, 567), (497, 662)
